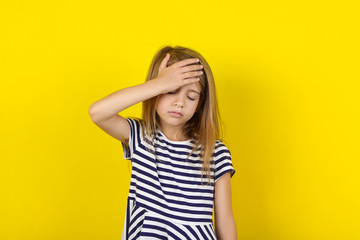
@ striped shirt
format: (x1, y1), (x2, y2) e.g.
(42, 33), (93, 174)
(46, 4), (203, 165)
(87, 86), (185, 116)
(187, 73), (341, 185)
(121, 118), (235, 240)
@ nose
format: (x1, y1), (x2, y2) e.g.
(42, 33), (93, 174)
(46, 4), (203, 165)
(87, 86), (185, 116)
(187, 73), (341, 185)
(174, 96), (184, 108)
(174, 101), (184, 108)
(174, 102), (183, 108)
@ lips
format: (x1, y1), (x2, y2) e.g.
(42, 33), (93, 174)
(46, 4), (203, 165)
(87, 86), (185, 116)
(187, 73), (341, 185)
(168, 111), (183, 117)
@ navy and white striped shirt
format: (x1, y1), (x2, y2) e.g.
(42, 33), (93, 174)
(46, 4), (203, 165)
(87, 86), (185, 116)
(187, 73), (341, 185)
(121, 118), (235, 240)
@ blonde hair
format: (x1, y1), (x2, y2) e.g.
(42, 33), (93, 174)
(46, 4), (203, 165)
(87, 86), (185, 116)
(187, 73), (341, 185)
(141, 45), (223, 185)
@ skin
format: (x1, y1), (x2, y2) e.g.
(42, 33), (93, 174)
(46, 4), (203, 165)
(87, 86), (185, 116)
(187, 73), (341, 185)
(215, 172), (237, 239)
(155, 82), (202, 141)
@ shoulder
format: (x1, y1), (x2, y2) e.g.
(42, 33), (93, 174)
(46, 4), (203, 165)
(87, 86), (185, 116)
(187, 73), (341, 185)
(213, 139), (235, 183)
(125, 117), (142, 124)
(214, 139), (231, 155)
(123, 117), (146, 143)
(125, 117), (143, 129)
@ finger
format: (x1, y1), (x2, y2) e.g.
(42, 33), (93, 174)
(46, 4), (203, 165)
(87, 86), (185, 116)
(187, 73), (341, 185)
(182, 77), (200, 86)
(159, 53), (170, 70)
(174, 58), (199, 68)
(183, 70), (203, 78)
(180, 64), (203, 73)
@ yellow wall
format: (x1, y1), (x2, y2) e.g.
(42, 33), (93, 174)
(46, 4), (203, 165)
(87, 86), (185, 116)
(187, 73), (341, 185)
(1, 0), (359, 239)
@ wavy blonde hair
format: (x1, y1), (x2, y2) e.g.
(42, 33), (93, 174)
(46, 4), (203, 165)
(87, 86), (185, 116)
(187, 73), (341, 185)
(141, 45), (223, 185)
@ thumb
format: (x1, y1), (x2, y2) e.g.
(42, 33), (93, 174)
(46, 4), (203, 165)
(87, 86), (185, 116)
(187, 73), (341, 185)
(159, 53), (170, 70)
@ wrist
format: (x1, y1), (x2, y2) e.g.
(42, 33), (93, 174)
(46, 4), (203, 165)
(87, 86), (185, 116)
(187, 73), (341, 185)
(146, 78), (166, 95)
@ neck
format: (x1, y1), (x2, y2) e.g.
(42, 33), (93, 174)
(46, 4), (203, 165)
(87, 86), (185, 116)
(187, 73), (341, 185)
(159, 126), (188, 141)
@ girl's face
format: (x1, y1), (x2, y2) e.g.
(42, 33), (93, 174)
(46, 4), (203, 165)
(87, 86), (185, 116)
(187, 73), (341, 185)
(155, 82), (202, 135)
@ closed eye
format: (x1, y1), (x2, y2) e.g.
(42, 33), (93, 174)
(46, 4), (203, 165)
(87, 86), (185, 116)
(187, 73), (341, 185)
(168, 91), (176, 94)
(188, 96), (195, 101)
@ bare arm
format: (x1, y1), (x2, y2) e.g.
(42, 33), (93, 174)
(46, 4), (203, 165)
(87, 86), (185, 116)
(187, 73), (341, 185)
(214, 172), (237, 240)
(88, 54), (203, 143)
(88, 80), (164, 144)
(89, 80), (162, 122)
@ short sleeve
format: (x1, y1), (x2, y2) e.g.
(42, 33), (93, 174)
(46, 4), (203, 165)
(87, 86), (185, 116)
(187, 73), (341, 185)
(121, 118), (141, 160)
(214, 141), (236, 183)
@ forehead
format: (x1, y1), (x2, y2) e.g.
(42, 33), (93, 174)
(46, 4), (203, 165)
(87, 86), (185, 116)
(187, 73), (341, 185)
(181, 82), (201, 93)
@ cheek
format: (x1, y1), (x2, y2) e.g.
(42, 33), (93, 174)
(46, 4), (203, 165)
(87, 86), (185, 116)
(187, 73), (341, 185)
(156, 95), (169, 110)
(188, 100), (200, 112)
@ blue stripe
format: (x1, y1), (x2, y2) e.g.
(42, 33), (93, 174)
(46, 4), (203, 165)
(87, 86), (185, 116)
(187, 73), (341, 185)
(215, 168), (235, 182)
(129, 208), (146, 237)
(156, 132), (196, 148)
(133, 151), (156, 166)
(204, 225), (215, 240)
(215, 162), (233, 172)
(185, 225), (201, 240)
(214, 148), (231, 158)
(155, 157), (215, 171)
(165, 218), (191, 238)
(133, 175), (214, 207)
(140, 232), (168, 240)
(131, 170), (214, 201)
(133, 163), (213, 190)
(158, 174), (215, 188)
(153, 150), (203, 164)
(136, 200), (213, 223)
(154, 141), (197, 153)
(196, 225), (208, 239)
(157, 188), (213, 201)
(125, 198), (130, 240)
(210, 223), (216, 235)
(132, 230), (141, 240)
(156, 165), (209, 178)
(156, 149), (199, 162)
(132, 166), (157, 182)
(143, 220), (183, 240)
(136, 191), (213, 216)
(160, 181), (213, 194)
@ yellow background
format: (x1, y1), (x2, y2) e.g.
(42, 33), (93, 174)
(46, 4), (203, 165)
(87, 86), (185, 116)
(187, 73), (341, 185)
(1, 0), (359, 239)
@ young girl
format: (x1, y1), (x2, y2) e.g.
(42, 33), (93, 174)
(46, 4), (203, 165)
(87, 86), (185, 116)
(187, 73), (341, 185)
(89, 46), (237, 240)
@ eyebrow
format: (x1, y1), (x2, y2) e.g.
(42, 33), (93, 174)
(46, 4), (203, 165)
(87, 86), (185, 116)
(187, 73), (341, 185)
(188, 89), (200, 95)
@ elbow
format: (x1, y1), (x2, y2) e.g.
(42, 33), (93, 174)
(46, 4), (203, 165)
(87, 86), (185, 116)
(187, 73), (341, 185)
(88, 103), (100, 122)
